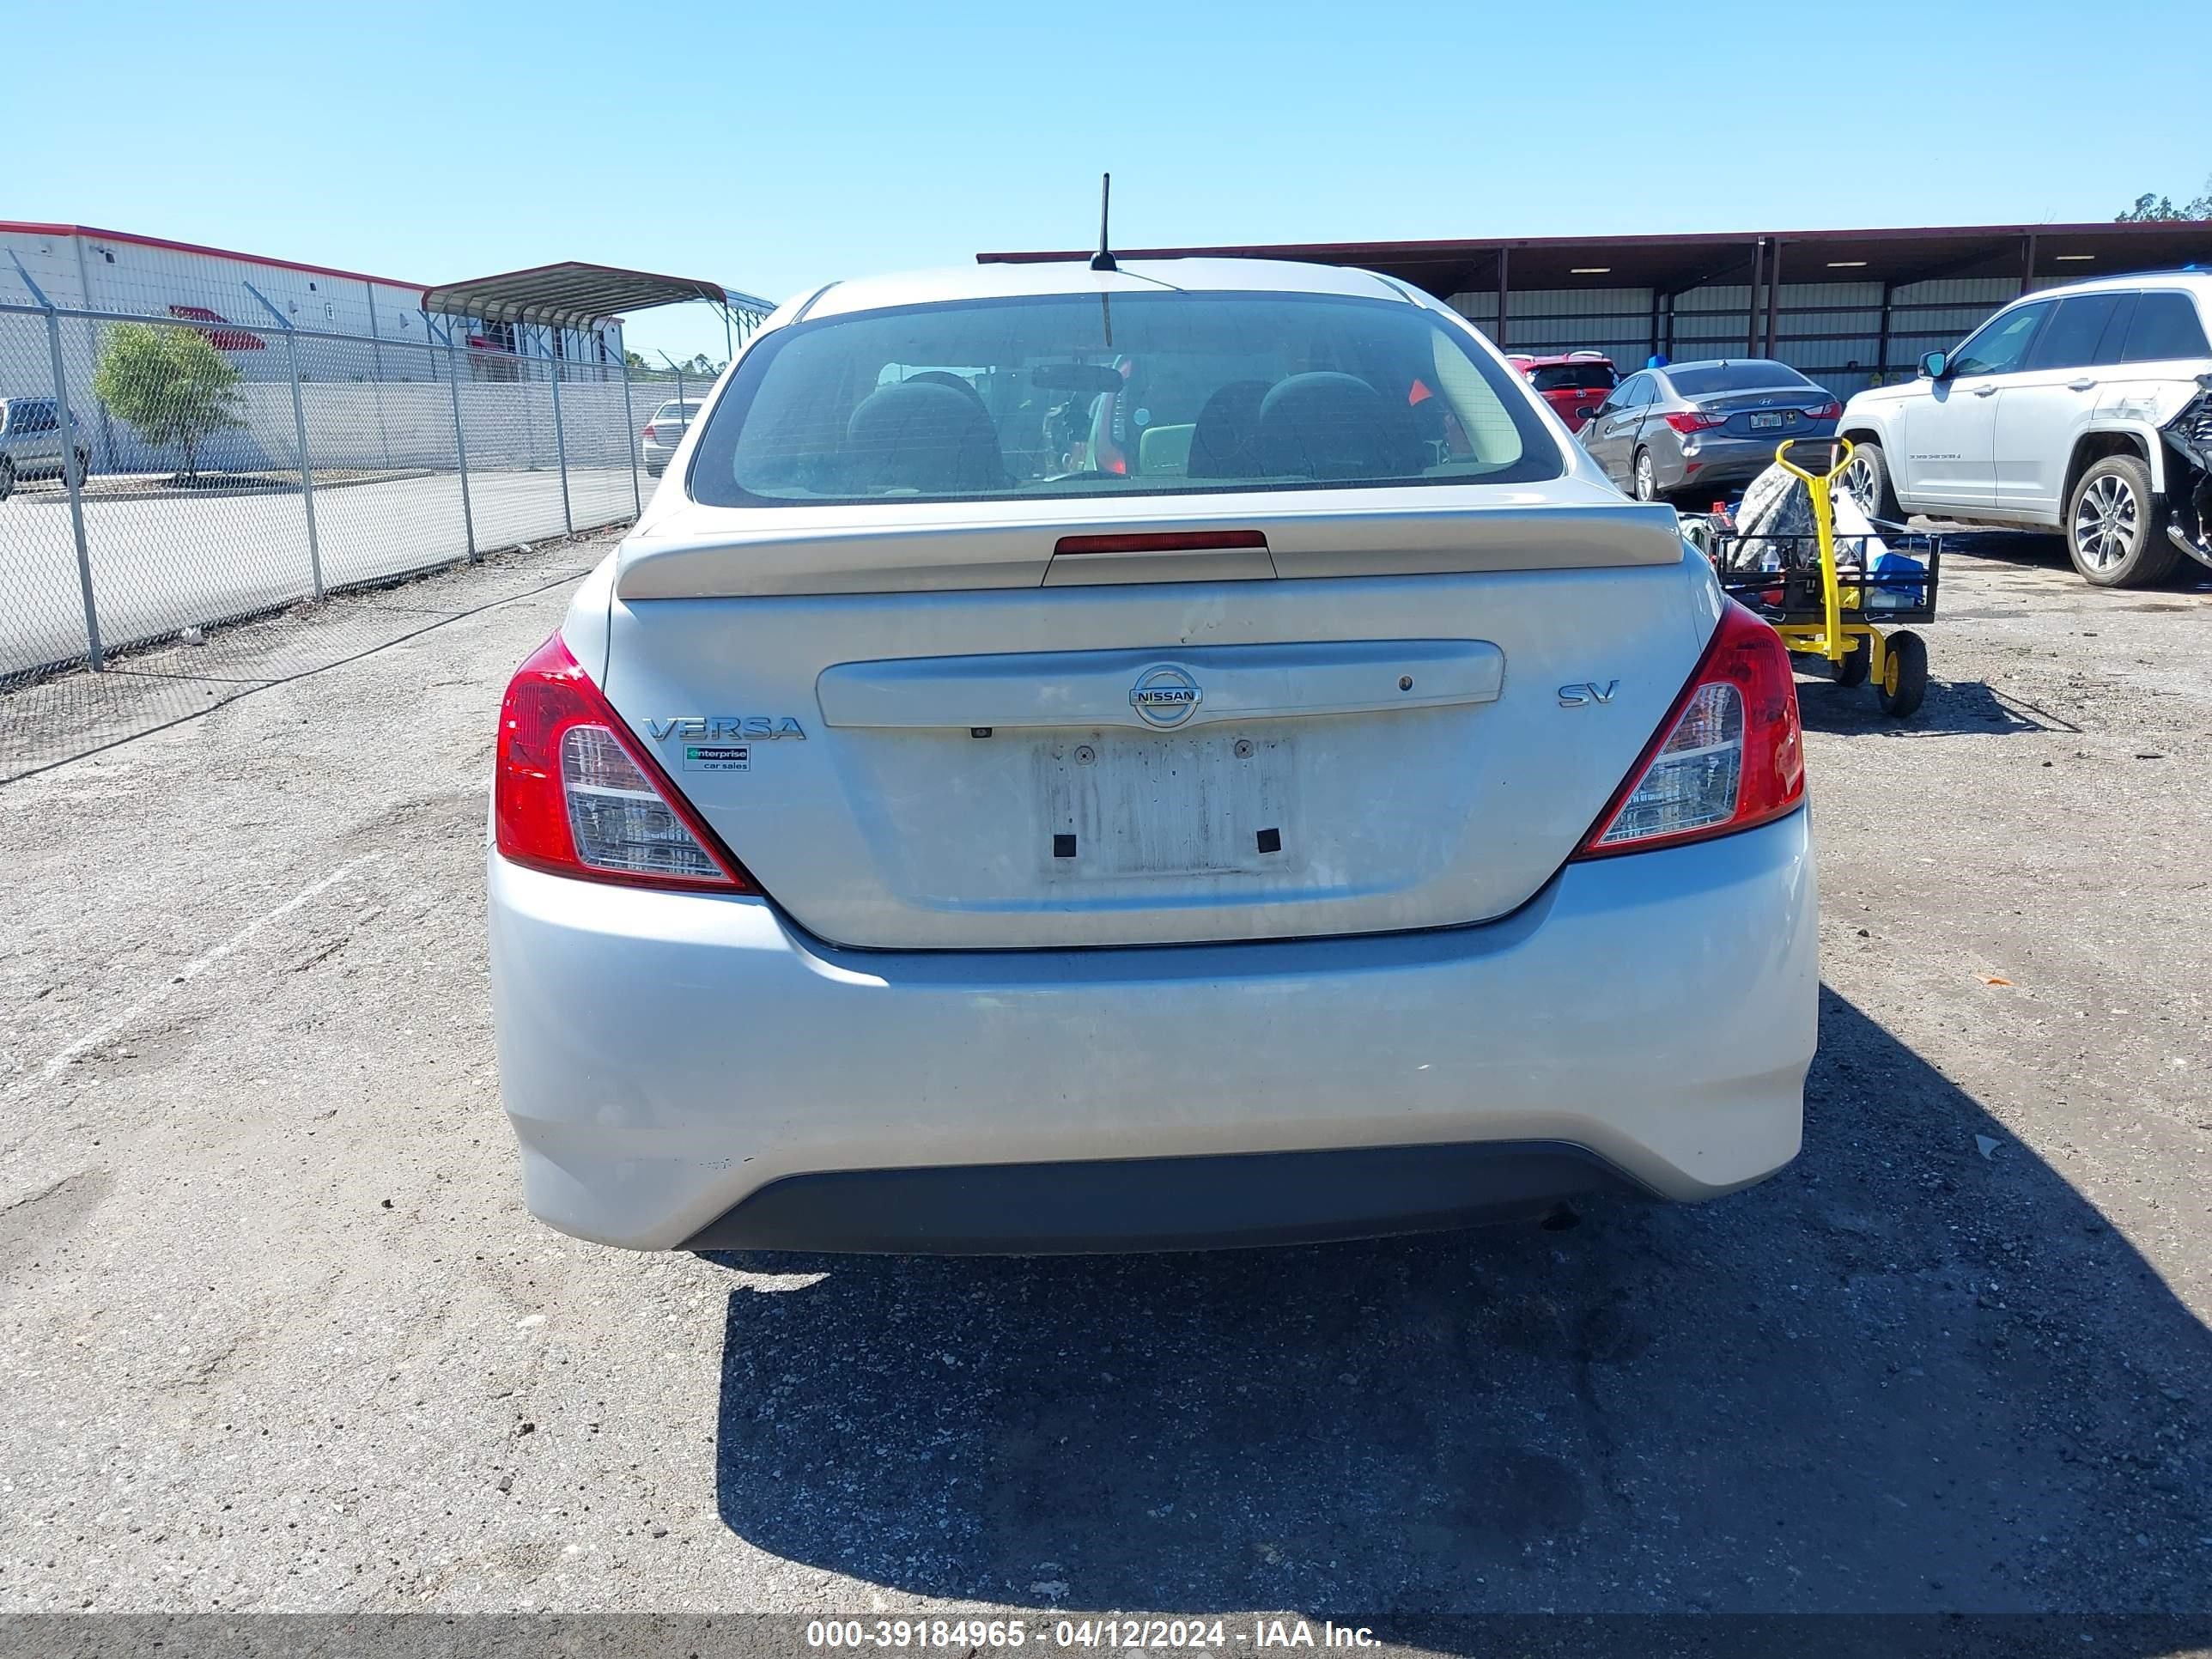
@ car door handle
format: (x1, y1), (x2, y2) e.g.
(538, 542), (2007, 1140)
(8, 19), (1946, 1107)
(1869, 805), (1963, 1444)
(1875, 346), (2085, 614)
(2067, 378), (2097, 392)
(1971, 383), (1999, 398)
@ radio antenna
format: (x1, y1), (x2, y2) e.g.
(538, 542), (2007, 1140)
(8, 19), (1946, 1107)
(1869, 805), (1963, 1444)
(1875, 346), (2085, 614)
(1090, 173), (1117, 273)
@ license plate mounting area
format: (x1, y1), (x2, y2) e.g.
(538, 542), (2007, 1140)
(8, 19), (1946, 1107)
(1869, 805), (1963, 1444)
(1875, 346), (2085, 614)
(1036, 732), (1296, 878)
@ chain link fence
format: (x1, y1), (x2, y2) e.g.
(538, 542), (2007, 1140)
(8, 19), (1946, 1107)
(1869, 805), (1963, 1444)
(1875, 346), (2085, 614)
(0, 289), (690, 781)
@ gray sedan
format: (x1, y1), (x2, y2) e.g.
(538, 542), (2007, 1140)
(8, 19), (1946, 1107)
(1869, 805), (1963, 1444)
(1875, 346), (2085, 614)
(1577, 360), (1840, 505)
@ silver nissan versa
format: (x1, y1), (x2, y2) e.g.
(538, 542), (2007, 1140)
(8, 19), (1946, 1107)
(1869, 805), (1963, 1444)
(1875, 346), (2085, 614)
(486, 258), (1819, 1255)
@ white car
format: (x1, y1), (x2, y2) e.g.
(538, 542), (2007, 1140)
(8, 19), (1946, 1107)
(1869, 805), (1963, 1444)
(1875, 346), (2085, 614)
(1838, 272), (2212, 587)
(487, 258), (1818, 1254)
(641, 398), (704, 477)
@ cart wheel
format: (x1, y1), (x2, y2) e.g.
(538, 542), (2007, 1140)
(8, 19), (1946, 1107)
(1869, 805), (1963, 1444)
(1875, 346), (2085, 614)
(1831, 635), (1871, 687)
(1876, 630), (1928, 719)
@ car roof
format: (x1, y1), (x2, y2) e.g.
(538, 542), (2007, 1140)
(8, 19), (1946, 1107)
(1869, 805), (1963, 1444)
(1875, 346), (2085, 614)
(1514, 352), (1614, 368)
(2003, 269), (2212, 301)
(787, 257), (1413, 323)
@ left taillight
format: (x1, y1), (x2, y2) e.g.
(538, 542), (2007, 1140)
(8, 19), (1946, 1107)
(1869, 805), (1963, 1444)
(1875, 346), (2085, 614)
(494, 633), (751, 892)
(1663, 410), (1727, 434)
(1572, 600), (1805, 860)
(642, 423), (659, 440)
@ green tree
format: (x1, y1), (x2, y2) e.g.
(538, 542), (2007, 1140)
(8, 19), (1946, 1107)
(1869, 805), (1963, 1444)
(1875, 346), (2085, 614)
(2116, 173), (2212, 222)
(624, 349), (722, 379)
(91, 323), (242, 481)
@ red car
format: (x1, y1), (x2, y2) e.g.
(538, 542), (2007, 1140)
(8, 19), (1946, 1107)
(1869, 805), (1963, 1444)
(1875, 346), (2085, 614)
(1507, 350), (1618, 431)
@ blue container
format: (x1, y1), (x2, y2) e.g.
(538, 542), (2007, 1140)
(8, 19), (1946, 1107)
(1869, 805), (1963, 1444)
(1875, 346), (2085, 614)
(1869, 550), (1927, 611)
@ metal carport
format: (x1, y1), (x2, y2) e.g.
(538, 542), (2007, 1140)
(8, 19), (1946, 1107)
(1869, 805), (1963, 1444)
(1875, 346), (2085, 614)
(421, 260), (776, 365)
(980, 222), (2212, 397)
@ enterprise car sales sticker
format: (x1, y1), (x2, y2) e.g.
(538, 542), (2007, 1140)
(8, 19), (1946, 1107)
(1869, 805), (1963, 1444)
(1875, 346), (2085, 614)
(682, 744), (749, 772)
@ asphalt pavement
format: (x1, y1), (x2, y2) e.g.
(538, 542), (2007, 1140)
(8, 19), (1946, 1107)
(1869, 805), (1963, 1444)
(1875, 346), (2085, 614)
(1, 532), (2208, 1629)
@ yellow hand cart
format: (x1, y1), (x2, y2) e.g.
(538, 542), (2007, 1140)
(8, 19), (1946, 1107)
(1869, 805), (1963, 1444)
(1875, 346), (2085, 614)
(1693, 436), (1941, 720)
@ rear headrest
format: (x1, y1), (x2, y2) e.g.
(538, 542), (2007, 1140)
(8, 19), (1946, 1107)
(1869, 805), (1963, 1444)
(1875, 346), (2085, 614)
(903, 370), (987, 404)
(1255, 372), (1420, 482)
(844, 381), (1004, 494)
(1185, 379), (1271, 479)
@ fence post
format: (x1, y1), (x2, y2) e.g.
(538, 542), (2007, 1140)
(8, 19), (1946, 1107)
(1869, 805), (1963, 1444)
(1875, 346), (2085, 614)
(621, 358), (641, 517)
(434, 315), (478, 561)
(546, 334), (573, 536)
(11, 254), (103, 670)
(244, 282), (324, 599)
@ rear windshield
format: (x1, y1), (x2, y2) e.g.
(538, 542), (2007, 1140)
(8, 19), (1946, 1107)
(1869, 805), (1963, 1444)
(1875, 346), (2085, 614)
(1528, 363), (1616, 392)
(1665, 362), (1814, 397)
(652, 402), (701, 421)
(686, 290), (1561, 506)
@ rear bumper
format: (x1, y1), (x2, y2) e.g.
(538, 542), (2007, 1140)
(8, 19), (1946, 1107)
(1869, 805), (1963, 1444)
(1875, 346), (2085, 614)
(488, 809), (1818, 1252)
(686, 1142), (1645, 1254)
(1666, 428), (1840, 492)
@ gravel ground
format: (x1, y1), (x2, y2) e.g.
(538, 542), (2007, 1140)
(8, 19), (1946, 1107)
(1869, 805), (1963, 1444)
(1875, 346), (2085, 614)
(0, 531), (2207, 1629)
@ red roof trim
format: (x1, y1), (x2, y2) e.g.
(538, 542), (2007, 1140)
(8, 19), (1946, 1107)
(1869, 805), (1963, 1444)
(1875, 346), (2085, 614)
(0, 221), (421, 291)
(979, 220), (2212, 265)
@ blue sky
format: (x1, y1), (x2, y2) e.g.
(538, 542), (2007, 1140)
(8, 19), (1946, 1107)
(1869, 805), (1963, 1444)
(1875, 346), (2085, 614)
(19, 0), (2210, 362)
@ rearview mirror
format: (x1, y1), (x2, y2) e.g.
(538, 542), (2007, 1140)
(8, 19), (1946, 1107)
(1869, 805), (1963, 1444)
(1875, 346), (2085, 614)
(1919, 350), (1949, 380)
(1030, 362), (1124, 395)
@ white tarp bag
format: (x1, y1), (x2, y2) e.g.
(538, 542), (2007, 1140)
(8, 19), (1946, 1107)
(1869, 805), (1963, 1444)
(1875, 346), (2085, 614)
(1729, 459), (1890, 578)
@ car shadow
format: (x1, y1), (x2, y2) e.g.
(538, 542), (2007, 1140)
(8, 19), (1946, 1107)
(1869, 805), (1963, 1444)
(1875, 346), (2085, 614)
(1794, 672), (2079, 737)
(705, 988), (2211, 1625)
(1923, 526), (2074, 574)
(1931, 526), (2212, 595)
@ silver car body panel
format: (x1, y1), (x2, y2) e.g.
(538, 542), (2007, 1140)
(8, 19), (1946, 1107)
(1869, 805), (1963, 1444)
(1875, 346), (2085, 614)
(489, 256), (1818, 1249)
(490, 809), (1816, 1249)
(0, 398), (83, 483)
(597, 555), (1717, 950)
(641, 398), (706, 476)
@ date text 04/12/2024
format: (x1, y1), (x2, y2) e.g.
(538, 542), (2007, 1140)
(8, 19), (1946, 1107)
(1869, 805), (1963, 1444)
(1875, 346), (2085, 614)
(804, 1618), (1382, 1650)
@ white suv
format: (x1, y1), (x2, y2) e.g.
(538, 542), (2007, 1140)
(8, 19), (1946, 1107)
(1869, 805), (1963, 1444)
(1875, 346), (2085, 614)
(1838, 272), (2212, 587)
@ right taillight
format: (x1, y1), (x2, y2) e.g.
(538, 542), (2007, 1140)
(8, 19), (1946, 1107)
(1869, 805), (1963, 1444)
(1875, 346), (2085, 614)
(494, 633), (753, 893)
(1573, 600), (1805, 860)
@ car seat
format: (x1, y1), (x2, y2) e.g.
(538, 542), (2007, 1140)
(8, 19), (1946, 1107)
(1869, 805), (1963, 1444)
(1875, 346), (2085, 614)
(842, 381), (1006, 494)
(1255, 372), (1422, 481)
(1185, 380), (1272, 479)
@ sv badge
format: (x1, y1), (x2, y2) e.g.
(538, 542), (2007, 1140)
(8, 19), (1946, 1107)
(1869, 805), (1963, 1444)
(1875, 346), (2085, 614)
(1557, 681), (1620, 708)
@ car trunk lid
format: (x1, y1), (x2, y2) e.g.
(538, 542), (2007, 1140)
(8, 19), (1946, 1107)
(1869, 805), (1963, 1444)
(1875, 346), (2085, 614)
(596, 494), (1717, 950)
(1698, 388), (1833, 437)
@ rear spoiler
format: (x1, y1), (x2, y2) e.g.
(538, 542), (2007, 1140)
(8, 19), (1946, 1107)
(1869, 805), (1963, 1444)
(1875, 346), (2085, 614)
(614, 498), (1687, 599)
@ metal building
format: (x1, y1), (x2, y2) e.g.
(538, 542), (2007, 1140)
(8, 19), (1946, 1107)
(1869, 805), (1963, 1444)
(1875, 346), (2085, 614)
(979, 221), (2212, 398)
(0, 222), (773, 479)
(0, 221), (629, 382)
